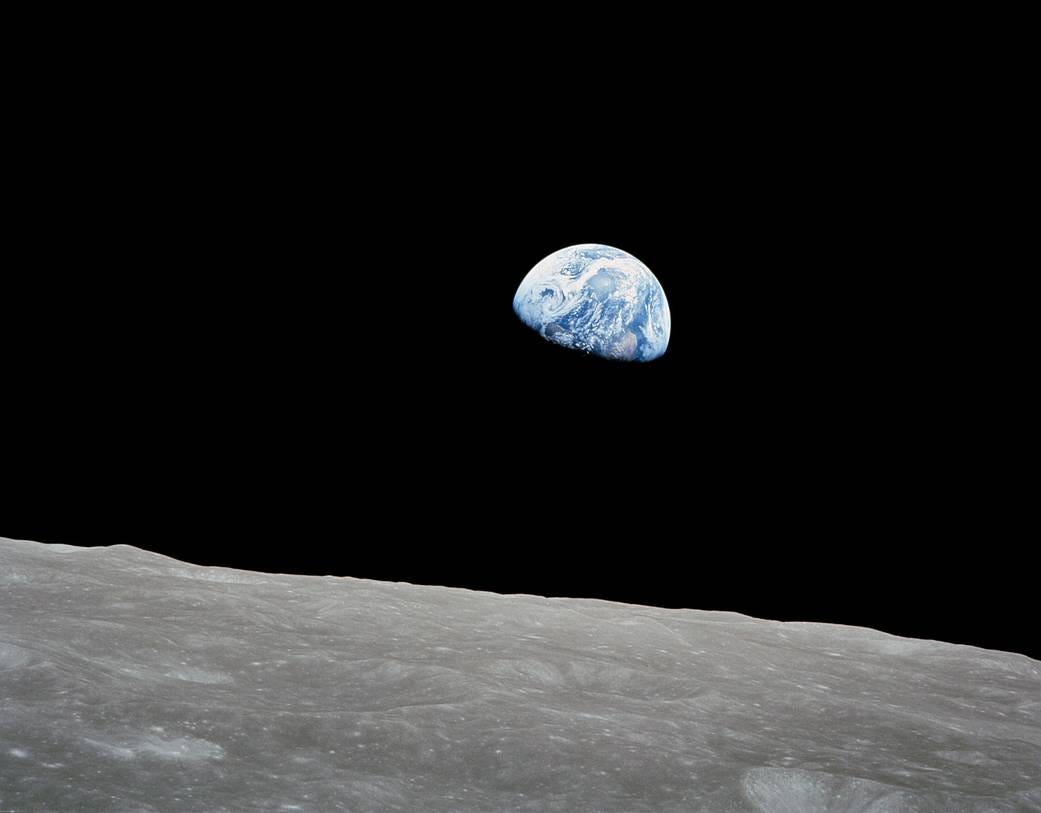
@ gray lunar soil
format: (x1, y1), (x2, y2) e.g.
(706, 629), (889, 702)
(1, 537), (1038, 811)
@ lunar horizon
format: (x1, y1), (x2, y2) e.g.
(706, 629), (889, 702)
(1, 537), (1038, 811)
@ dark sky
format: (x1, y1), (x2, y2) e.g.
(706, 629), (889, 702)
(4, 26), (1032, 660)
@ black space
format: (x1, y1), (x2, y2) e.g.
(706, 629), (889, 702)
(3, 22), (1034, 660)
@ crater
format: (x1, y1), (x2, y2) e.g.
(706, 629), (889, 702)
(0, 642), (31, 670)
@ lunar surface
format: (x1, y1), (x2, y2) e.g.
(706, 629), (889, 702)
(1, 537), (1038, 812)
(513, 244), (670, 361)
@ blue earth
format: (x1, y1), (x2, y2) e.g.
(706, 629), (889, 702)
(513, 244), (671, 362)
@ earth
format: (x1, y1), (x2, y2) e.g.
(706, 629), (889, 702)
(513, 244), (670, 362)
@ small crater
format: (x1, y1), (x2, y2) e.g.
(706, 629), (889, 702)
(168, 667), (232, 685)
(935, 750), (1001, 767)
(0, 642), (31, 669)
(743, 767), (916, 813)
